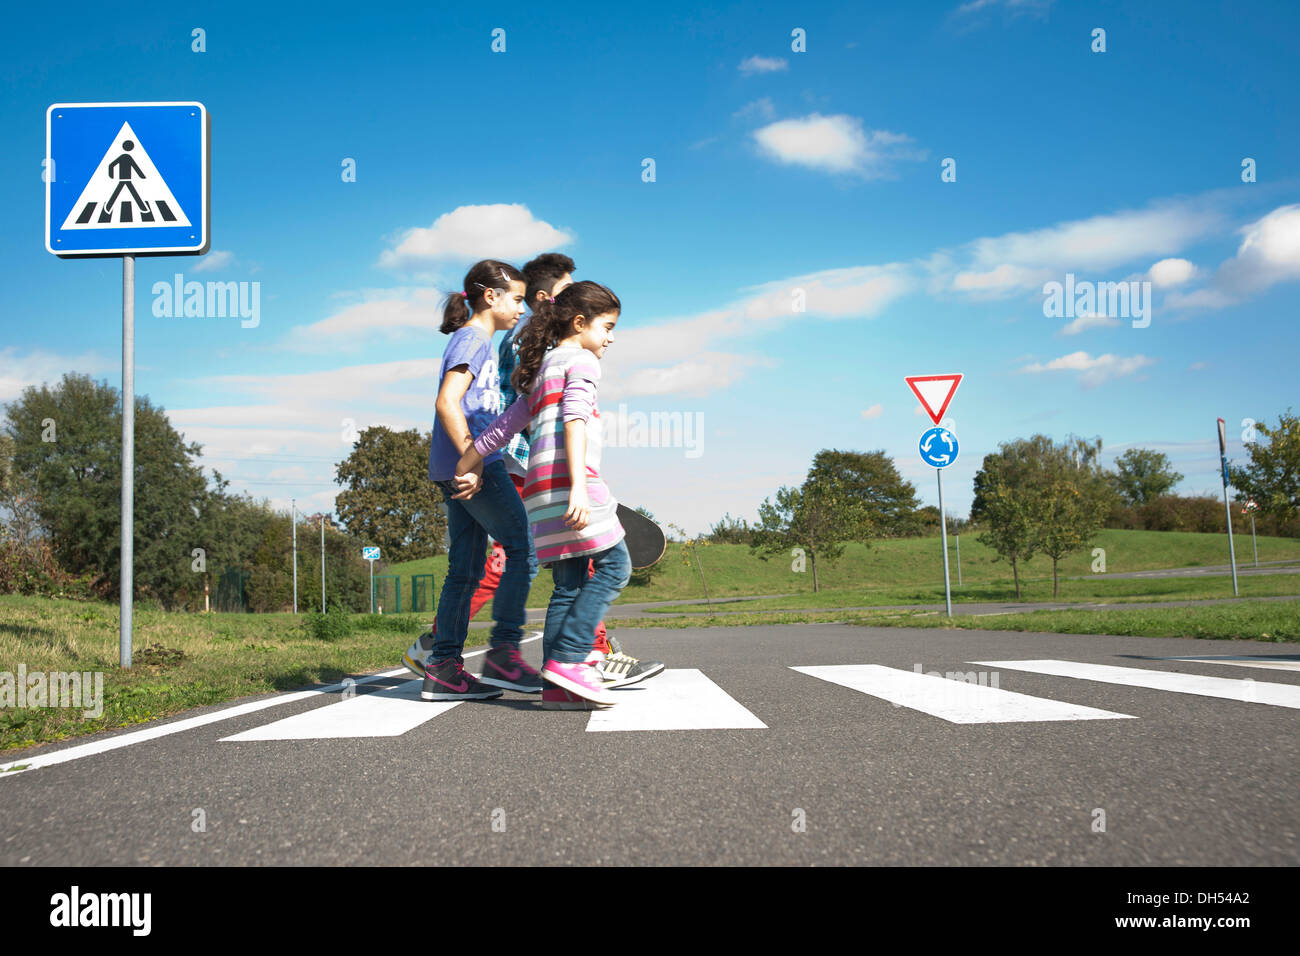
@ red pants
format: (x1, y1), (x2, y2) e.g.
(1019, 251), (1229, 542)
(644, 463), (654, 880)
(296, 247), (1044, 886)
(434, 471), (609, 654)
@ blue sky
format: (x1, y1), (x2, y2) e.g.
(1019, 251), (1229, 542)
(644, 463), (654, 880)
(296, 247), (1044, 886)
(3, 0), (1299, 535)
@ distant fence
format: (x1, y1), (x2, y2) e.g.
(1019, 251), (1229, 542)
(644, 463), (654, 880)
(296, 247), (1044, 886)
(215, 567), (249, 612)
(410, 574), (436, 613)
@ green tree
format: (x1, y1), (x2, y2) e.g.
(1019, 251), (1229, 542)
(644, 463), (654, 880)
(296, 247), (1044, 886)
(806, 449), (920, 537)
(1111, 448), (1184, 506)
(1038, 476), (1106, 598)
(3, 372), (207, 605)
(1228, 409), (1300, 521)
(707, 512), (752, 544)
(750, 466), (873, 592)
(976, 476), (1042, 600)
(974, 434), (1109, 599)
(334, 426), (447, 561)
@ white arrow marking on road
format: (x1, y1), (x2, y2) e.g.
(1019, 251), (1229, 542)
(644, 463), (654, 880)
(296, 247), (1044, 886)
(972, 660), (1300, 708)
(586, 669), (767, 732)
(221, 679), (458, 741)
(791, 664), (1134, 723)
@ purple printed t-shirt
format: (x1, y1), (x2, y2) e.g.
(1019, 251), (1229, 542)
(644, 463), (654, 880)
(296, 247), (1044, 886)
(428, 325), (504, 481)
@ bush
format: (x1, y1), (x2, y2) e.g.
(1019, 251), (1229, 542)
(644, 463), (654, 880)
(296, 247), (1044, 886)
(303, 609), (352, 641)
(0, 534), (89, 598)
(351, 614), (426, 635)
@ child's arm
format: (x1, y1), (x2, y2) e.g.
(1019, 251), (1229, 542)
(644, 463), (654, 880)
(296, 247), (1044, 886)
(435, 365), (475, 456)
(450, 396), (530, 499)
(563, 419), (589, 530)
(559, 366), (599, 531)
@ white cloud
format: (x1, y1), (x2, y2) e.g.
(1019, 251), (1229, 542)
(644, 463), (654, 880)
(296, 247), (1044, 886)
(733, 98), (777, 121)
(739, 56), (788, 74)
(378, 203), (573, 271)
(952, 263), (1046, 296)
(193, 250), (235, 273)
(752, 114), (925, 177)
(861, 404), (884, 419)
(955, 201), (1221, 298)
(1188, 361), (1208, 371)
(0, 347), (116, 404)
(1019, 351), (1155, 387)
(956, 0), (1053, 16)
(1147, 257), (1196, 288)
(1218, 203), (1300, 294)
(281, 287), (444, 352)
(1059, 313), (1121, 336)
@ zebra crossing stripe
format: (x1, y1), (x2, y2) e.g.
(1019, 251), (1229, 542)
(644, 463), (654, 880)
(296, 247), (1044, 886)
(971, 660), (1300, 709)
(221, 679), (459, 741)
(1148, 655), (1300, 673)
(586, 669), (767, 732)
(791, 664), (1135, 724)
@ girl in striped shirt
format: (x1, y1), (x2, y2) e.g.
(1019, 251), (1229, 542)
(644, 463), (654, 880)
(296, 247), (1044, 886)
(454, 281), (629, 706)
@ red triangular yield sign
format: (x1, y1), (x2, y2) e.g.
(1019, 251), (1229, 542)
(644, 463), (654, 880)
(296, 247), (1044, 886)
(905, 374), (962, 425)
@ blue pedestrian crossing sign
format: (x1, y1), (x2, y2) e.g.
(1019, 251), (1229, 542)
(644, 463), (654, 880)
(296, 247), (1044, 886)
(46, 102), (209, 257)
(919, 427), (958, 468)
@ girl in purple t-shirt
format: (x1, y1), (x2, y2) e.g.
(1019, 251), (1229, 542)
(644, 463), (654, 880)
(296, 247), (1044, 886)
(414, 259), (544, 703)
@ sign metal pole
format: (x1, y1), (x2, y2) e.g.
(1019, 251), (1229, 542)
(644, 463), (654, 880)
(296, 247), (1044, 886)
(955, 533), (962, 587)
(321, 517), (326, 613)
(120, 255), (134, 668)
(1218, 418), (1239, 597)
(291, 498), (298, 613)
(938, 468), (952, 618)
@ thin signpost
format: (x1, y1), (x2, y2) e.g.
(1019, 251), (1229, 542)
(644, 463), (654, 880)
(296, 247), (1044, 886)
(1217, 417), (1239, 597)
(321, 516), (326, 613)
(46, 102), (210, 668)
(363, 547), (380, 613)
(291, 498), (298, 613)
(907, 374), (964, 619)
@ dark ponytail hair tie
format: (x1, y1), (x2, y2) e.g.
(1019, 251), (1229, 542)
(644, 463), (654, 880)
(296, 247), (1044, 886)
(460, 292), (468, 298)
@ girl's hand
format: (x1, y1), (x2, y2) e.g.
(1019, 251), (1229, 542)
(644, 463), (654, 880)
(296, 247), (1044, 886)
(451, 462), (483, 500)
(564, 486), (590, 530)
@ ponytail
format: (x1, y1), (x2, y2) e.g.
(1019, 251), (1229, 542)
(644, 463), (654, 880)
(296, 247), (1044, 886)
(440, 258), (524, 334)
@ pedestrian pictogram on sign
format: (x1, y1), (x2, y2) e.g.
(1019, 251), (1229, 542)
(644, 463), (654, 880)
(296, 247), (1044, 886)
(905, 374), (962, 426)
(61, 122), (191, 229)
(46, 101), (209, 257)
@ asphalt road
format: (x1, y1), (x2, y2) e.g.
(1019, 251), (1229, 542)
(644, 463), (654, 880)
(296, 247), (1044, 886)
(2, 623), (1296, 866)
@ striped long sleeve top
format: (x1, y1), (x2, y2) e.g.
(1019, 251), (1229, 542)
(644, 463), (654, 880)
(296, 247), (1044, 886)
(474, 345), (624, 563)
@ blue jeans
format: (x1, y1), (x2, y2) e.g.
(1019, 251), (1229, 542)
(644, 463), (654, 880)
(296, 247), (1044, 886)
(543, 540), (631, 663)
(433, 460), (538, 661)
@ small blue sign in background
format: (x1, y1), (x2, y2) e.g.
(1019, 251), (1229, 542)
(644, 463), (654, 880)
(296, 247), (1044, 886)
(46, 101), (209, 257)
(362, 547), (381, 561)
(919, 427), (959, 468)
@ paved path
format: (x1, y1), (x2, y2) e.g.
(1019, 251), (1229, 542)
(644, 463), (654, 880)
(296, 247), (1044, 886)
(3, 624), (1296, 865)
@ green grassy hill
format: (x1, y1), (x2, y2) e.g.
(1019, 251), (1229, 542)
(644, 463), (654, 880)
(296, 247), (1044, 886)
(385, 529), (1300, 610)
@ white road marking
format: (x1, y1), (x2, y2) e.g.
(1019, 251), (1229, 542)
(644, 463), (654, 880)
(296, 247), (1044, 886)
(221, 680), (458, 741)
(586, 669), (767, 732)
(791, 664), (1134, 724)
(972, 660), (1300, 708)
(1147, 655), (1300, 673)
(0, 634), (541, 776)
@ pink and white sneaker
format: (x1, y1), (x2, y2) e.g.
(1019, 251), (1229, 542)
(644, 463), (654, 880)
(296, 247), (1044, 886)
(541, 659), (618, 705)
(540, 687), (608, 711)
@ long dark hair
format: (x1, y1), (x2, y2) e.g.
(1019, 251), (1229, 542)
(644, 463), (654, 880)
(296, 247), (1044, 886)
(440, 259), (524, 334)
(512, 280), (621, 395)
